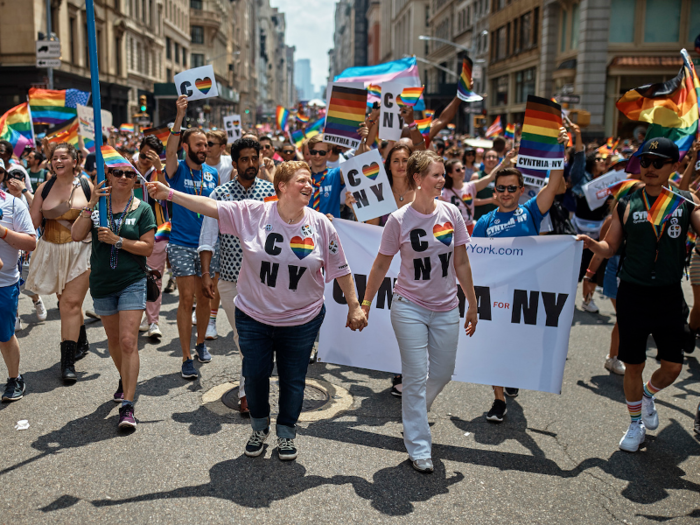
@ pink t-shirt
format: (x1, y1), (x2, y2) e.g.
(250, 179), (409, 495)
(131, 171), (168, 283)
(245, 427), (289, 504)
(441, 182), (477, 225)
(217, 200), (351, 326)
(379, 200), (470, 312)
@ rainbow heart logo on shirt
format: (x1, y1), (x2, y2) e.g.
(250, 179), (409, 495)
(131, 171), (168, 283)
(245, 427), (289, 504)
(462, 193), (473, 206)
(195, 77), (213, 95)
(290, 236), (315, 260)
(433, 222), (454, 246)
(362, 162), (380, 181)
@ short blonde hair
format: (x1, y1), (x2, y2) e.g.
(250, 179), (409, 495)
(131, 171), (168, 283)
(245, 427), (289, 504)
(306, 135), (327, 150)
(274, 160), (311, 196)
(206, 130), (227, 145)
(407, 150), (444, 185)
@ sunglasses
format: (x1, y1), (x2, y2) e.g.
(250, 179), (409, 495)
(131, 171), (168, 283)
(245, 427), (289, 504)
(639, 157), (673, 169)
(454, 167), (465, 172)
(111, 169), (137, 179)
(262, 144), (273, 149)
(282, 150), (295, 155)
(495, 185), (520, 193)
(485, 156), (498, 160)
(207, 141), (222, 148)
(465, 152), (475, 156)
(309, 149), (328, 156)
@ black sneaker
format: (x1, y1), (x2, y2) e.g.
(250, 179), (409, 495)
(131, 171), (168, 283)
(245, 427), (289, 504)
(486, 399), (507, 423)
(695, 403), (700, 435)
(277, 437), (298, 461)
(245, 428), (269, 457)
(391, 375), (403, 397)
(505, 388), (519, 398)
(2, 376), (25, 402)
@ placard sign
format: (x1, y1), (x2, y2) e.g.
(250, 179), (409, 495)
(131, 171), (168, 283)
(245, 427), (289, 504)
(76, 104), (113, 140)
(339, 149), (398, 222)
(174, 65), (219, 101)
(223, 114), (242, 144)
(582, 169), (628, 211)
(378, 82), (404, 141)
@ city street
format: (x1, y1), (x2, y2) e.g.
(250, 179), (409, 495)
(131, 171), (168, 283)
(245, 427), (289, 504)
(1, 278), (698, 524)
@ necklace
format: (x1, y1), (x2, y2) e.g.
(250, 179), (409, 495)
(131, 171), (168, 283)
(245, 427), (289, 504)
(392, 188), (410, 202)
(107, 192), (134, 270)
(188, 165), (204, 218)
(277, 203), (305, 224)
(311, 169), (328, 211)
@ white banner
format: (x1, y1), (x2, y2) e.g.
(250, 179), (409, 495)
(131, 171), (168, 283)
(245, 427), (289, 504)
(174, 65), (219, 101)
(223, 114), (242, 144)
(339, 150), (398, 222)
(378, 82), (404, 141)
(318, 220), (583, 394)
(582, 169), (627, 211)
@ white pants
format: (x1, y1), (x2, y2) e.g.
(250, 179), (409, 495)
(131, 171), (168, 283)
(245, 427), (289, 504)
(218, 279), (245, 398)
(390, 294), (460, 461)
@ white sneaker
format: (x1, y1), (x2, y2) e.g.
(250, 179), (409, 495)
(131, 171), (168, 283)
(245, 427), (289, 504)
(139, 316), (149, 332)
(147, 322), (162, 339)
(14, 317), (22, 331)
(205, 319), (218, 340)
(604, 356), (626, 376)
(581, 297), (599, 313)
(642, 396), (659, 430)
(191, 309), (197, 325)
(33, 297), (47, 322)
(619, 421), (646, 452)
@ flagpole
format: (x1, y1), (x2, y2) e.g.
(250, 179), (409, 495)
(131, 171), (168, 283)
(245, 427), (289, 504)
(84, 0), (106, 227)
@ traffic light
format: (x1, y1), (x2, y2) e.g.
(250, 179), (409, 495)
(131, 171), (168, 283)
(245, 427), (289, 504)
(139, 95), (147, 113)
(245, 109), (250, 114)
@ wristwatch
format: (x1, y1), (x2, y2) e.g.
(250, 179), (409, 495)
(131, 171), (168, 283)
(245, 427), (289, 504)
(115, 237), (123, 249)
(21, 188), (28, 194)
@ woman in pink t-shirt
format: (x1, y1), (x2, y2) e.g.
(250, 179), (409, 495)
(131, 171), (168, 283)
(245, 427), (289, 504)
(360, 150), (479, 473)
(147, 161), (366, 461)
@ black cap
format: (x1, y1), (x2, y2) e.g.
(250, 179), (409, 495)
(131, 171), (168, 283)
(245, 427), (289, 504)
(640, 137), (679, 162)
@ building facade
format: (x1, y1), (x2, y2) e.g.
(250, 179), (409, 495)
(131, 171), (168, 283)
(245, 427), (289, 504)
(295, 58), (314, 101)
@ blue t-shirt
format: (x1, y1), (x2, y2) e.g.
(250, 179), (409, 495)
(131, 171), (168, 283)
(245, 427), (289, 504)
(472, 197), (547, 238)
(308, 167), (344, 218)
(167, 160), (218, 247)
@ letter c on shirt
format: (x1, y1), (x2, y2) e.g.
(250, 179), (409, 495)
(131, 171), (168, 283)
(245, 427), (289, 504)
(264, 232), (283, 256)
(409, 229), (428, 252)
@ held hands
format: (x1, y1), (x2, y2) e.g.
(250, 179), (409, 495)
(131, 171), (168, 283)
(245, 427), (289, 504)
(464, 305), (478, 337)
(202, 273), (216, 299)
(146, 181), (171, 201)
(346, 304), (368, 332)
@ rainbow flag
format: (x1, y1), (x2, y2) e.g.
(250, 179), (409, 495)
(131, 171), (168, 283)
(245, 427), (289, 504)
(305, 118), (324, 140)
(120, 123), (135, 133)
(647, 186), (687, 227)
(504, 123), (515, 139)
(143, 125), (170, 148)
(367, 84), (381, 98)
(608, 179), (641, 200)
(289, 129), (305, 149)
(447, 123), (456, 131)
(415, 116), (432, 136)
(45, 118), (94, 151)
(295, 112), (309, 124)
(276, 106), (289, 131)
(669, 171), (682, 185)
(397, 86), (424, 107)
(323, 85), (366, 145)
(485, 116), (503, 138)
(28, 88), (90, 126)
(687, 230), (697, 249)
(516, 96), (564, 169)
(456, 57), (483, 103)
(0, 102), (34, 155)
(101, 145), (132, 169)
(424, 109), (435, 119)
(154, 221), (171, 242)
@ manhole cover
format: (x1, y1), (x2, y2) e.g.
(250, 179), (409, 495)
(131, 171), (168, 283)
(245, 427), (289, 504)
(221, 380), (330, 414)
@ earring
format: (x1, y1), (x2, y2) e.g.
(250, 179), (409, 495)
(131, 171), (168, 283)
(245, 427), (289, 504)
(417, 186), (421, 190)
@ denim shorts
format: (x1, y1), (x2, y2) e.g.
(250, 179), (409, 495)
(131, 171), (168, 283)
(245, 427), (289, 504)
(602, 255), (620, 300)
(93, 278), (147, 316)
(0, 282), (20, 343)
(167, 243), (220, 278)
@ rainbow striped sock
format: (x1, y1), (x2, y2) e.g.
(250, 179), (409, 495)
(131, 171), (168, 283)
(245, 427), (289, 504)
(643, 381), (661, 399)
(627, 399), (642, 422)
(209, 309), (218, 322)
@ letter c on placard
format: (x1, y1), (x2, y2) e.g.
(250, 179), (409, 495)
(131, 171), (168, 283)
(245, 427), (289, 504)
(180, 81), (193, 97)
(347, 169), (361, 187)
(383, 93), (394, 109)
(225, 119), (232, 129)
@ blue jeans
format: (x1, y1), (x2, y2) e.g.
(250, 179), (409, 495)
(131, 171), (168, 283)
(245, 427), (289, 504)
(235, 305), (326, 439)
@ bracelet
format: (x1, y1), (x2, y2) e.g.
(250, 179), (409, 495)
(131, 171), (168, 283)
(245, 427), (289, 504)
(361, 300), (372, 307)
(167, 188), (174, 201)
(201, 272), (210, 277)
(585, 269), (596, 276)
(407, 122), (418, 130)
(0, 227), (8, 240)
(170, 130), (181, 136)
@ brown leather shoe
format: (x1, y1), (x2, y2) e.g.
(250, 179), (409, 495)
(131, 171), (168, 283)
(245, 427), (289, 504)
(239, 396), (249, 415)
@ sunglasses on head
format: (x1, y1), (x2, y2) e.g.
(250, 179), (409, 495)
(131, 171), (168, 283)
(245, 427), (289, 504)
(111, 169), (136, 179)
(639, 156), (674, 169)
(495, 185), (520, 193)
(207, 141), (222, 148)
(309, 149), (328, 156)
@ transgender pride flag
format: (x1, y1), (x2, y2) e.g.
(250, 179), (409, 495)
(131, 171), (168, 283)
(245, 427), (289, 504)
(334, 57), (425, 111)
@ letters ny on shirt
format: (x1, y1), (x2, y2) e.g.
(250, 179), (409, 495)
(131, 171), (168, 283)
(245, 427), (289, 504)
(486, 208), (530, 237)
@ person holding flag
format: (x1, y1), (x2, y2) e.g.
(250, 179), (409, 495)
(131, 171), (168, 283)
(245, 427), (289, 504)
(579, 138), (700, 451)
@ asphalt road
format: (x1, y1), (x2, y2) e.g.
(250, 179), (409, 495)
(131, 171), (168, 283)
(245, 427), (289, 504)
(1, 280), (699, 524)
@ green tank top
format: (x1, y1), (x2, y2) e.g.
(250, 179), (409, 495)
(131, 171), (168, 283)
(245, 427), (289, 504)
(619, 189), (691, 286)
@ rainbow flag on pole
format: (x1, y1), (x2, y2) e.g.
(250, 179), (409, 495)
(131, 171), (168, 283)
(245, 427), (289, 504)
(289, 129), (305, 149)
(415, 116), (432, 136)
(120, 123), (135, 133)
(304, 117), (324, 140)
(367, 84), (381, 98)
(0, 102), (34, 155)
(608, 179), (641, 200)
(456, 57), (483, 103)
(397, 86), (424, 107)
(28, 88), (90, 126)
(276, 106), (289, 131)
(45, 118), (95, 151)
(485, 116), (503, 138)
(647, 186), (688, 227)
(101, 145), (133, 169)
(504, 123), (515, 139)
(143, 125), (170, 148)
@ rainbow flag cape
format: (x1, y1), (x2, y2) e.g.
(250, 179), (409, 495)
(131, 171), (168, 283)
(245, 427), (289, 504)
(276, 106), (289, 131)
(647, 186), (687, 227)
(120, 123), (135, 133)
(415, 116), (432, 136)
(28, 88), (90, 126)
(516, 96), (564, 169)
(155, 221), (171, 242)
(367, 84), (381, 98)
(45, 118), (94, 151)
(324, 85), (366, 145)
(485, 116), (503, 138)
(504, 123), (515, 139)
(608, 179), (641, 200)
(101, 145), (133, 169)
(0, 102), (34, 155)
(397, 86), (424, 107)
(424, 109), (435, 119)
(456, 57), (483, 103)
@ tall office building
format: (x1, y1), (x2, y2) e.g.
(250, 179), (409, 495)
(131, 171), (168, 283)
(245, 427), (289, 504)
(295, 58), (314, 101)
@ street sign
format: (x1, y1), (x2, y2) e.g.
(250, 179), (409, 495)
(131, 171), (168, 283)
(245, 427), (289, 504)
(36, 40), (61, 59)
(36, 58), (61, 68)
(557, 94), (581, 104)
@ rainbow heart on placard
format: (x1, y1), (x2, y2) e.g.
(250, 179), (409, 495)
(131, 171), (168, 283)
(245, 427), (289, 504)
(290, 236), (314, 260)
(195, 77), (213, 95)
(433, 222), (454, 246)
(233, 120), (240, 126)
(362, 162), (380, 181)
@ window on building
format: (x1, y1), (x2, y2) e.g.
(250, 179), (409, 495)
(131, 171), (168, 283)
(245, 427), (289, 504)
(142, 0), (146, 23)
(167, 67), (172, 80)
(533, 7), (539, 43)
(570, 3), (580, 49)
(166, 37), (171, 60)
(192, 53), (205, 68)
(506, 22), (511, 56)
(84, 24), (90, 69)
(130, 37), (135, 70)
(175, 43), (179, 63)
(520, 11), (531, 51)
(137, 42), (142, 72)
(560, 10), (567, 53)
(493, 75), (508, 105)
(513, 18), (519, 53)
(69, 17), (77, 64)
(515, 67), (536, 103)
(190, 0), (202, 8)
(644, 0), (681, 43)
(191, 25), (204, 44)
(115, 35), (122, 76)
(496, 26), (506, 60)
(182, 50), (186, 67)
(97, 29), (104, 73)
(610, 0), (635, 43)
